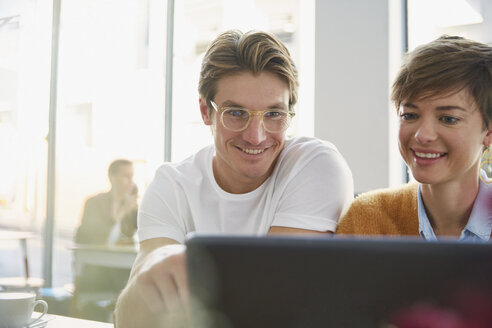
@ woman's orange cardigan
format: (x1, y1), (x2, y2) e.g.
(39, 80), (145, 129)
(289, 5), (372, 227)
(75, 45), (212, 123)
(336, 183), (420, 236)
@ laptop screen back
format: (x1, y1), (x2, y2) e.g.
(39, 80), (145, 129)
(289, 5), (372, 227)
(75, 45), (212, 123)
(186, 235), (492, 328)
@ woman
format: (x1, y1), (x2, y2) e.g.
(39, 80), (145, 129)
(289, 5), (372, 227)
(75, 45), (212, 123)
(337, 35), (492, 241)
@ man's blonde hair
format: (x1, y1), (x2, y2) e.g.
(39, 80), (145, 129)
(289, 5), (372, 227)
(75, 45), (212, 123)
(198, 30), (298, 113)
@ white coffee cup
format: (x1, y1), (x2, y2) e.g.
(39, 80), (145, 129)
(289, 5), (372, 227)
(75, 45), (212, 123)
(0, 292), (48, 328)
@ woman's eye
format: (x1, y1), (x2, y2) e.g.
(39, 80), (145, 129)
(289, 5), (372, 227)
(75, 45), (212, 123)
(400, 112), (417, 121)
(440, 116), (459, 124)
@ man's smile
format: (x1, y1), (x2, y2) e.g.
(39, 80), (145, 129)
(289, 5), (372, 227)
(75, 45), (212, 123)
(238, 147), (267, 155)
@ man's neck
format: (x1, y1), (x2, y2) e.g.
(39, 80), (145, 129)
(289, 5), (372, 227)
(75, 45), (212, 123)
(212, 159), (274, 194)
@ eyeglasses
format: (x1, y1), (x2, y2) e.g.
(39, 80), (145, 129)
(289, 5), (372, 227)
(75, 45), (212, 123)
(210, 100), (295, 133)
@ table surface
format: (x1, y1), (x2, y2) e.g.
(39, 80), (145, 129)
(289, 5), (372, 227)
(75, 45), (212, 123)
(0, 229), (36, 280)
(69, 244), (138, 323)
(70, 243), (138, 275)
(0, 229), (35, 241)
(34, 313), (113, 327)
(70, 243), (138, 253)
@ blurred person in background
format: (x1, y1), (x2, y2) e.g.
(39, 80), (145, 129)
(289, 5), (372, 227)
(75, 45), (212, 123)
(75, 159), (138, 245)
(73, 159), (138, 320)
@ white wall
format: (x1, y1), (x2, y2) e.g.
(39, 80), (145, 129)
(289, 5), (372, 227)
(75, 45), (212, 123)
(314, 0), (404, 194)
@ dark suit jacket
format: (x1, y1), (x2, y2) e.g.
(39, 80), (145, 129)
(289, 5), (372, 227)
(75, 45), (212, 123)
(74, 192), (137, 292)
(75, 192), (137, 244)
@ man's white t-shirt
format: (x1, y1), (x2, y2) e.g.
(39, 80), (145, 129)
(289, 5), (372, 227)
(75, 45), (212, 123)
(138, 136), (354, 243)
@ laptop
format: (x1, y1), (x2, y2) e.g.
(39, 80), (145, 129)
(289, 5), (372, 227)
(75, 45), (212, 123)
(186, 235), (492, 328)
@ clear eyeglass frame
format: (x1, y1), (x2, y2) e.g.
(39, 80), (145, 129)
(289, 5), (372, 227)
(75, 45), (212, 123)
(209, 100), (295, 133)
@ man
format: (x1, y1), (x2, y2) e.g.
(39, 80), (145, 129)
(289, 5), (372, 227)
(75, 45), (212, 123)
(75, 159), (138, 245)
(74, 159), (138, 320)
(114, 30), (353, 327)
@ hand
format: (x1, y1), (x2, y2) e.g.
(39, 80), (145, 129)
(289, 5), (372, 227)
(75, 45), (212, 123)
(115, 193), (138, 224)
(120, 209), (138, 237)
(134, 244), (189, 314)
(114, 240), (189, 327)
(122, 193), (138, 213)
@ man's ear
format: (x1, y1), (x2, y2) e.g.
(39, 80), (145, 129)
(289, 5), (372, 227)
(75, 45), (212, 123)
(199, 98), (212, 126)
(108, 174), (115, 186)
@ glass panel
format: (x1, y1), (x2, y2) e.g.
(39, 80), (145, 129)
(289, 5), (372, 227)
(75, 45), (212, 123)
(0, 0), (52, 279)
(53, 0), (167, 316)
(55, 0), (166, 236)
(172, 0), (314, 161)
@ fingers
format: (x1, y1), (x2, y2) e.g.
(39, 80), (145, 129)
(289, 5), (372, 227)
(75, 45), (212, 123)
(136, 271), (166, 313)
(157, 274), (183, 313)
(158, 252), (189, 312)
(135, 246), (189, 315)
(175, 251), (190, 306)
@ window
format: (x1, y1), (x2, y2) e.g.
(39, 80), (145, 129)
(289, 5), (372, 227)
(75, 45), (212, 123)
(408, 0), (490, 49)
(0, 0), (51, 231)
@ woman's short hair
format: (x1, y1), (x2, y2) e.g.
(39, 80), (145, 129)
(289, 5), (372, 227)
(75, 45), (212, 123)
(198, 29), (298, 113)
(392, 35), (492, 127)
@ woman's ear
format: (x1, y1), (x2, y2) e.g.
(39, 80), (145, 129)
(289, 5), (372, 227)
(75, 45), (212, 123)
(484, 123), (492, 147)
(199, 98), (212, 125)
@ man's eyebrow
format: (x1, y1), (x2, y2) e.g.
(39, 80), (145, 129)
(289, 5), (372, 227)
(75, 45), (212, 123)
(267, 103), (288, 111)
(221, 100), (288, 111)
(221, 100), (241, 107)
